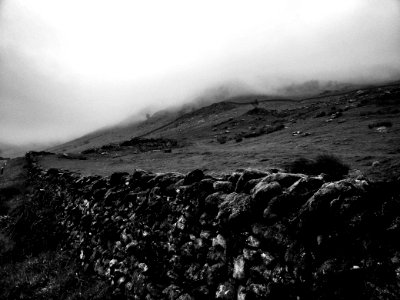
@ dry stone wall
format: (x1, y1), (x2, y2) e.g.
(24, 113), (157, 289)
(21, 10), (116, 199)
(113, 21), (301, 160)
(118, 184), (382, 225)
(26, 153), (400, 299)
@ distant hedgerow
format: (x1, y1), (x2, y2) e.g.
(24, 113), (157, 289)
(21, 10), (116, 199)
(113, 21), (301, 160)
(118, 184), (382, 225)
(286, 154), (350, 180)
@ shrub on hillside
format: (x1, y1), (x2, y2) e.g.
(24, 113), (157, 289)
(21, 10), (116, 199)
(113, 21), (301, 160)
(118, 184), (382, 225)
(368, 121), (392, 129)
(235, 135), (243, 143)
(217, 135), (227, 144)
(286, 157), (315, 174)
(243, 124), (284, 139)
(286, 154), (349, 180)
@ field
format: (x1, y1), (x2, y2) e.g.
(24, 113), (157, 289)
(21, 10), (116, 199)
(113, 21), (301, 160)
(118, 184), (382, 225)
(38, 83), (400, 181)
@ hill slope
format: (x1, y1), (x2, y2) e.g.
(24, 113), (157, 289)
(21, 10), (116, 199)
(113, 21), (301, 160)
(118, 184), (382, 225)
(41, 82), (400, 181)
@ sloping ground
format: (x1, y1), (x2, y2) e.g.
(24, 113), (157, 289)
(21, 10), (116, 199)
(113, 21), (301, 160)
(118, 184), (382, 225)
(47, 107), (185, 154)
(1, 153), (400, 299)
(46, 81), (400, 154)
(37, 83), (400, 181)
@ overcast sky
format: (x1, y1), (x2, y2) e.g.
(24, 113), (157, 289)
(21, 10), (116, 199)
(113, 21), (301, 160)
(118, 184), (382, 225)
(1, 0), (400, 145)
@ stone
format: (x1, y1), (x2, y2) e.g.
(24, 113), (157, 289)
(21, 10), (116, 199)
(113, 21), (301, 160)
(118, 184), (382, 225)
(177, 293), (194, 300)
(302, 179), (367, 214)
(233, 255), (245, 279)
(235, 169), (270, 193)
(183, 169), (204, 185)
(27, 165), (400, 299)
(228, 172), (242, 186)
(287, 176), (324, 197)
(217, 193), (253, 227)
(246, 236), (260, 248)
(248, 283), (268, 298)
(242, 178), (264, 194)
(213, 181), (234, 193)
(257, 172), (305, 188)
(207, 263), (227, 285)
(205, 192), (227, 215)
(251, 181), (282, 212)
(212, 234), (227, 249)
(215, 282), (235, 299)
(148, 172), (184, 190)
(109, 172), (129, 186)
(237, 286), (247, 300)
(162, 285), (182, 300)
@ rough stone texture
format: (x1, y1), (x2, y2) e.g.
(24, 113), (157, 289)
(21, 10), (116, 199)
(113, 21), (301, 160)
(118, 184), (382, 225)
(20, 152), (400, 300)
(235, 169), (270, 193)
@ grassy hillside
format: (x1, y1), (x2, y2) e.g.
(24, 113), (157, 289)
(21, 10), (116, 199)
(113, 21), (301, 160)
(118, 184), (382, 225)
(37, 83), (400, 181)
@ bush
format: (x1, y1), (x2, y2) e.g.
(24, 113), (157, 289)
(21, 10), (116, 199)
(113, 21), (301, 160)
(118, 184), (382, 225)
(243, 124), (285, 138)
(286, 157), (315, 174)
(286, 154), (349, 180)
(266, 124), (285, 133)
(235, 135), (243, 143)
(314, 111), (326, 118)
(217, 136), (227, 144)
(368, 121), (392, 129)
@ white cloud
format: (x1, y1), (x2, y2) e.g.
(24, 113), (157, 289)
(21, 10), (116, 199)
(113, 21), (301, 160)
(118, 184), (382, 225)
(0, 0), (399, 144)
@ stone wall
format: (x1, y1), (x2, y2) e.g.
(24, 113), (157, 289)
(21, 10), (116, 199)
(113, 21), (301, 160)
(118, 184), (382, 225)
(26, 153), (400, 299)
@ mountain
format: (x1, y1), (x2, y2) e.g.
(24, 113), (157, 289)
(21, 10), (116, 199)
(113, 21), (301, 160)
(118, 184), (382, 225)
(39, 81), (400, 181)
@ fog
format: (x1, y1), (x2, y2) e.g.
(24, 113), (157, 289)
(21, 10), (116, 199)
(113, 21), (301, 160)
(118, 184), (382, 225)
(1, 0), (400, 147)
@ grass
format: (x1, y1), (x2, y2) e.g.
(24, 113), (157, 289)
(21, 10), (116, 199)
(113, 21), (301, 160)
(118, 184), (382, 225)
(217, 135), (227, 144)
(36, 82), (400, 181)
(6, 192), (65, 258)
(243, 124), (285, 138)
(286, 154), (350, 180)
(0, 159), (112, 300)
(0, 250), (112, 300)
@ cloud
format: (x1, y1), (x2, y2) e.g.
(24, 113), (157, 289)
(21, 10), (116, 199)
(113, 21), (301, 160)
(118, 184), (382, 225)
(0, 0), (399, 145)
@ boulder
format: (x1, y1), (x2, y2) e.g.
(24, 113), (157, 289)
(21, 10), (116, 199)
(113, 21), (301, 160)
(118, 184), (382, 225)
(302, 179), (368, 214)
(228, 172), (242, 186)
(148, 172), (184, 190)
(286, 176), (324, 198)
(235, 169), (270, 193)
(233, 255), (245, 279)
(183, 169), (204, 185)
(256, 172), (305, 188)
(298, 179), (369, 234)
(182, 179), (215, 212)
(162, 285), (182, 300)
(215, 282), (235, 299)
(252, 181), (282, 212)
(213, 181), (234, 193)
(177, 293), (194, 300)
(242, 178), (264, 194)
(130, 169), (156, 189)
(205, 192), (227, 215)
(217, 193), (253, 228)
(109, 172), (129, 186)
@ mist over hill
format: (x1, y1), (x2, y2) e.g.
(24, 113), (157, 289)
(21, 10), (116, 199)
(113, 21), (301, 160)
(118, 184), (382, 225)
(1, 0), (400, 148)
